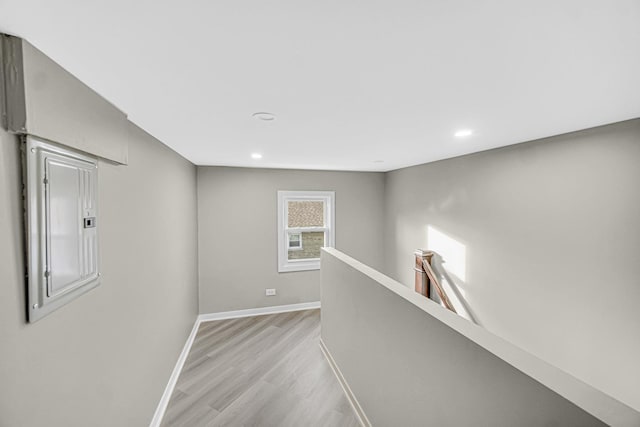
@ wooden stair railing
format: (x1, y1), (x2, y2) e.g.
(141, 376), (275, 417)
(414, 249), (457, 313)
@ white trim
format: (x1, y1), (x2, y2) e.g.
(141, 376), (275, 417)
(149, 317), (201, 427)
(277, 190), (335, 273)
(287, 226), (328, 233)
(319, 338), (371, 427)
(198, 301), (321, 323)
(149, 301), (321, 426)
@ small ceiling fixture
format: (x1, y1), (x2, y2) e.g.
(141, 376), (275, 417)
(251, 153), (263, 159)
(252, 112), (276, 121)
(454, 129), (474, 138)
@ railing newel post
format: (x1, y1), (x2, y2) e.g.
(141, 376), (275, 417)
(414, 249), (432, 298)
(414, 249), (457, 314)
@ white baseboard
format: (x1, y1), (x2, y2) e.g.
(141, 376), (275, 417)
(149, 317), (201, 427)
(149, 301), (321, 426)
(319, 338), (371, 427)
(197, 301), (321, 323)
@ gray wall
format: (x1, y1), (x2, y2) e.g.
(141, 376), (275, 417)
(320, 248), (639, 427)
(0, 124), (199, 427)
(383, 118), (640, 411)
(1, 35), (129, 164)
(197, 166), (385, 313)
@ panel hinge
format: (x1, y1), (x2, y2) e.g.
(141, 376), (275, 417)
(44, 270), (50, 278)
(43, 177), (48, 185)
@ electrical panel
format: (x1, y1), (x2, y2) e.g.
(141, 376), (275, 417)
(25, 136), (100, 322)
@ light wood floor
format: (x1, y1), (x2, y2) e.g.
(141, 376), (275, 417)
(160, 309), (360, 427)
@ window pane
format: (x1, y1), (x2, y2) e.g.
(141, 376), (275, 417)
(288, 231), (324, 260)
(288, 201), (324, 227)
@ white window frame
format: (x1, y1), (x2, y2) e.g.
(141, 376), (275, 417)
(277, 191), (335, 272)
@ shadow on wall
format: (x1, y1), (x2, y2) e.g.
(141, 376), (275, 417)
(426, 225), (480, 325)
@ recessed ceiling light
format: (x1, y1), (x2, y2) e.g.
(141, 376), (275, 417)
(251, 153), (263, 159)
(373, 160), (384, 163)
(454, 129), (473, 138)
(252, 112), (276, 121)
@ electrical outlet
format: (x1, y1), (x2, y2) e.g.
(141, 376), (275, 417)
(265, 288), (276, 296)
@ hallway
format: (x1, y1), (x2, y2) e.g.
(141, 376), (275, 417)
(161, 309), (359, 426)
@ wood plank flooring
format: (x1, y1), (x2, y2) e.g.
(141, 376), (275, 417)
(160, 309), (360, 427)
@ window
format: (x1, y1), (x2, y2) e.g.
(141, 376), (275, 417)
(277, 191), (335, 272)
(288, 233), (302, 250)
(25, 136), (100, 322)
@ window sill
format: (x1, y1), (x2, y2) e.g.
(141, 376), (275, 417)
(278, 259), (321, 273)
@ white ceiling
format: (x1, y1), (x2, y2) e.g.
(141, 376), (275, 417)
(1, 1), (639, 171)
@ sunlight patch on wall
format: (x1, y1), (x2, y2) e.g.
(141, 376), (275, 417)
(427, 225), (467, 282)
